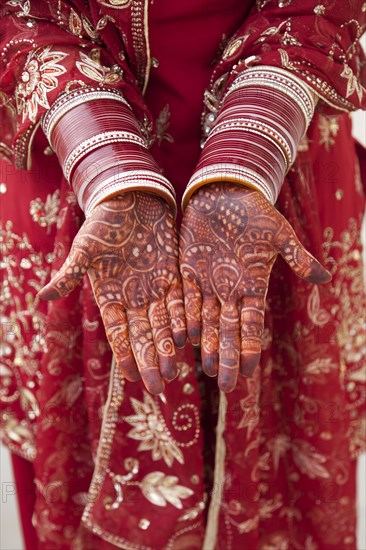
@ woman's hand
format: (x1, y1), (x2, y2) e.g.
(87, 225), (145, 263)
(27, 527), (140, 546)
(180, 182), (331, 393)
(39, 192), (186, 394)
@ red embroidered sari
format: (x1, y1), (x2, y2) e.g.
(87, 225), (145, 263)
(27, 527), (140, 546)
(1, 1), (365, 548)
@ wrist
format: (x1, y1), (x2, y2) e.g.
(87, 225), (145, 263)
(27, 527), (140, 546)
(42, 86), (177, 217)
(82, 164), (176, 217)
(183, 66), (316, 210)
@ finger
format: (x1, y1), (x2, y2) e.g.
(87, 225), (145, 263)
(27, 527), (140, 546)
(276, 217), (331, 284)
(127, 308), (164, 394)
(201, 295), (220, 377)
(181, 276), (202, 347)
(100, 301), (140, 382)
(218, 302), (240, 392)
(240, 293), (266, 377)
(166, 283), (187, 349)
(38, 247), (90, 300)
(148, 301), (177, 381)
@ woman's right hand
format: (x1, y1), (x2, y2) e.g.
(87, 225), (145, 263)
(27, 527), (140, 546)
(39, 192), (186, 395)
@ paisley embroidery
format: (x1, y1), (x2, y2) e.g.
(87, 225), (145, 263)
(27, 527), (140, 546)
(97, 0), (131, 8)
(76, 49), (123, 84)
(307, 285), (331, 326)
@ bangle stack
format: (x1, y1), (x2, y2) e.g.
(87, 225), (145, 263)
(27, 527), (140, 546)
(42, 88), (176, 216)
(182, 66), (316, 210)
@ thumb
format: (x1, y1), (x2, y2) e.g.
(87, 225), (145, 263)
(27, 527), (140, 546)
(38, 247), (91, 300)
(276, 217), (331, 284)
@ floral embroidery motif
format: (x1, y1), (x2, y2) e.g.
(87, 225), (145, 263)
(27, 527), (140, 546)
(178, 501), (205, 522)
(6, 0), (30, 16)
(105, 461), (194, 510)
(260, 19), (302, 47)
(16, 46), (68, 123)
(267, 434), (291, 472)
(76, 50), (123, 84)
(141, 471), (193, 509)
(292, 440), (330, 479)
(124, 391), (184, 466)
(155, 104), (174, 146)
(314, 4), (326, 15)
(340, 64), (365, 102)
(318, 115), (340, 150)
(323, 219), (366, 366)
(0, 220), (52, 459)
(29, 190), (60, 234)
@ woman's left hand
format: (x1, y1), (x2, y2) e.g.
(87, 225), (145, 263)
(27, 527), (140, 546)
(180, 182), (331, 392)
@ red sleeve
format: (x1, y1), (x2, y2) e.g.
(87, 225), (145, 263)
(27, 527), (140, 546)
(204, 0), (366, 118)
(185, 1), (366, 208)
(0, 1), (151, 169)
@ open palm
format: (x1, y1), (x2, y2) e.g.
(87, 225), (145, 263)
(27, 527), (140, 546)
(180, 182), (331, 392)
(39, 192), (186, 394)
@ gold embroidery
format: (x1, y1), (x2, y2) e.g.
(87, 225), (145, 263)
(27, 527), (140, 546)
(131, 0), (151, 93)
(178, 501), (205, 522)
(69, 9), (82, 35)
(323, 219), (365, 366)
(29, 190), (60, 234)
(155, 104), (174, 146)
(0, 220), (52, 459)
(307, 285), (331, 326)
(323, 219), (366, 457)
(140, 471), (194, 508)
(76, 50), (123, 84)
(105, 464), (194, 510)
(292, 440), (330, 479)
(318, 115), (340, 150)
(16, 46), (68, 123)
(340, 64), (365, 102)
(124, 391), (185, 466)
(314, 4), (326, 15)
(222, 36), (248, 60)
(259, 19), (302, 48)
(6, 0), (30, 17)
(98, 0), (132, 8)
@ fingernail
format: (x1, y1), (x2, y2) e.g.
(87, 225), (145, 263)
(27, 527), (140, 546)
(166, 371), (179, 382)
(124, 370), (141, 382)
(319, 269), (332, 284)
(37, 286), (60, 301)
(174, 333), (187, 349)
(240, 352), (261, 377)
(203, 354), (218, 377)
(161, 363), (178, 381)
(147, 379), (165, 395)
(218, 378), (236, 393)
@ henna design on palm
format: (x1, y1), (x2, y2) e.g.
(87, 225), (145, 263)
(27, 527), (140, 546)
(39, 193), (186, 394)
(180, 183), (331, 393)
